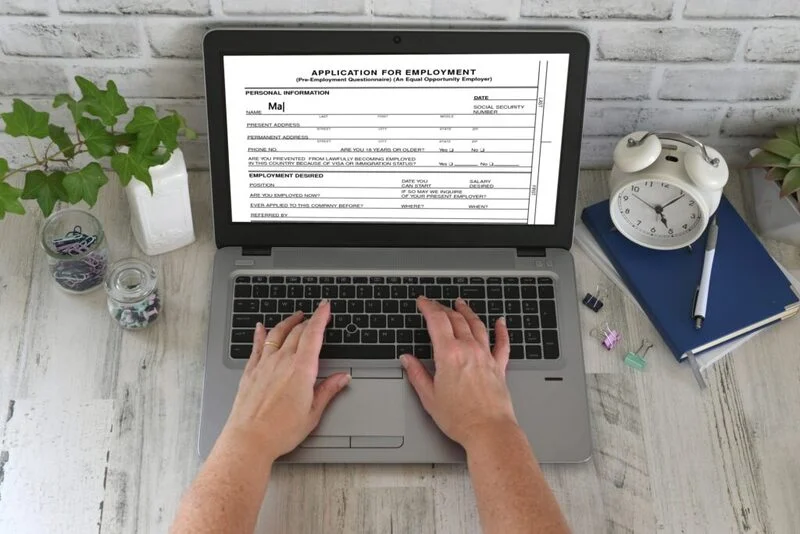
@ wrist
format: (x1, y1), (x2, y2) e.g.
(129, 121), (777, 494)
(216, 424), (280, 467)
(461, 419), (524, 454)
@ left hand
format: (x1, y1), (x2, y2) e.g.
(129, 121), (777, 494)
(221, 300), (351, 462)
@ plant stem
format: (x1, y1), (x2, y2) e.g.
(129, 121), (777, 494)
(26, 138), (40, 164)
(3, 142), (86, 181)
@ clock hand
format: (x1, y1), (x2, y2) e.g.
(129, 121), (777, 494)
(660, 213), (669, 229)
(662, 193), (685, 210)
(632, 194), (657, 210)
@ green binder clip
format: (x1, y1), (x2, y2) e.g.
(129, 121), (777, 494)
(624, 339), (653, 370)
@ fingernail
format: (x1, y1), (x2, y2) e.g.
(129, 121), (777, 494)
(339, 374), (352, 387)
(318, 298), (329, 307)
(293, 310), (303, 316)
(455, 297), (465, 305)
(256, 322), (263, 329)
(399, 354), (409, 367)
(498, 316), (506, 324)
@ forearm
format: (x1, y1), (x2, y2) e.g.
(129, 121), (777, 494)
(465, 423), (570, 534)
(170, 428), (274, 534)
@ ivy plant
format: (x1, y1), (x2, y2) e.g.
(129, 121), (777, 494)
(0, 76), (196, 219)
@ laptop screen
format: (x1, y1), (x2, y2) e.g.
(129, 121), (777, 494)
(223, 53), (569, 226)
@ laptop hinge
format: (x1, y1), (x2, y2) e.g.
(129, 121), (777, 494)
(516, 247), (546, 257)
(242, 247), (273, 256)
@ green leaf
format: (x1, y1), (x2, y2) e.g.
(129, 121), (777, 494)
(77, 117), (115, 158)
(63, 163), (108, 207)
(0, 182), (25, 219)
(53, 93), (88, 124)
(48, 124), (75, 159)
(0, 158), (8, 179)
(762, 138), (800, 160)
(111, 151), (153, 192)
(21, 170), (68, 217)
(780, 168), (800, 198)
(746, 150), (790, 169)
(1, 99), (50, 139)
(789, 154), (800, 168)
(75, 76), (103, 101)
(775, 125), (800, 147)
(171, 110), (198, 140)
(125, 106), (180, 155)
(766, 167), (789, 182)
(84, 80), (128, 127)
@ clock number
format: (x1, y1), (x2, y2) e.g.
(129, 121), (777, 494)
(631, 186), (640, 193)
(650, 227), (656, 233)
(690, 214), (697, 219)
(668, 228), (674, 235)
(682, 224), (688, 229)
(623, 195), (629, 201)
(625, 208), (630, 214)
(636, 220), (642, 226)
(689, 200), (695, 206)
(661, 183), (670, 188)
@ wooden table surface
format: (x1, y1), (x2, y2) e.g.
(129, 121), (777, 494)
(0, 170), (798, 534)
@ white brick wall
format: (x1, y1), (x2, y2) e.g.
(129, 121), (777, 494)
(0, 0), (797, 169)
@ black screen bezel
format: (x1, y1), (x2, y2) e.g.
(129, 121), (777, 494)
(202, 29), (590, 249)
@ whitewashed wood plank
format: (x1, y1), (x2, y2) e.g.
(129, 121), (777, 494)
(0, 398), (114, 534)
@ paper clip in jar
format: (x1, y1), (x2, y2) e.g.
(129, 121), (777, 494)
(590, 323), (622, 350)
(105, 258), (162, 329)
(624, 339), (654, 370)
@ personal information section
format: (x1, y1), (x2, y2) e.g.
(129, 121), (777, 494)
(224, 54), (569, 224)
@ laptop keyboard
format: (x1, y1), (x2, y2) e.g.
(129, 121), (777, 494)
(229, 275), (559, 361)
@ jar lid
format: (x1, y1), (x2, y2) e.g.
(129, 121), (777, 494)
(105, 258), (157, 303)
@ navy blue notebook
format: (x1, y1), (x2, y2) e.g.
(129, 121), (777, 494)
(582, 196), (799, 361)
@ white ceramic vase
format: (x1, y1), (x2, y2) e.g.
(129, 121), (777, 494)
(125, 148), (196, 255)
(748, 150), (800, 247)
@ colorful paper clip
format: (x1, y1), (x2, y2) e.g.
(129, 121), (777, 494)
(582, 284), (608, 312)
(624, 339), (654, 370)
(590, 323), (622, 350)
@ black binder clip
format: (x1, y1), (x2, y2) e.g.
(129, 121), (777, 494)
(582, 284), (608, 312)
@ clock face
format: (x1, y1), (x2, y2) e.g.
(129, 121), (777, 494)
(613, 179), (704, 248)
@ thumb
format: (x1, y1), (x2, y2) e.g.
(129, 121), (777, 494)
(400, 354), (435, 415)
(311, 373), (351, 422)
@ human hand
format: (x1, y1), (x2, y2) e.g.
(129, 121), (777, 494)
(221, 300), (351, 462)
(400, 296), (519, 450)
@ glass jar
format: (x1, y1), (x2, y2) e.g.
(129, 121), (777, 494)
(105, 258), (162, 329)
(41, 209), (109, 294)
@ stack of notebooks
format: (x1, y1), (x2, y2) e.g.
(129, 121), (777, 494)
(579, 196), (800, 376)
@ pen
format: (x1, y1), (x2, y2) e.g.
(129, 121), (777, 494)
(693, 215), (718, 329)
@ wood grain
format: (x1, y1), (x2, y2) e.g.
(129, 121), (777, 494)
(0, 171), (798, 534)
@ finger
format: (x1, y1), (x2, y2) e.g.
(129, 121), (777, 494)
(417, 296), (454, 346)
(264, 310), (304, 353)
(310, 373), (351, 424)
(280, 320), (308, 355)
(492, 317), (511, 370)
(296, 299), (331, 364)
(455, 298), (489, 348)
(245, 322), (267, 372)
(400, 354), (435, 415)
(446, 299), (475, 340)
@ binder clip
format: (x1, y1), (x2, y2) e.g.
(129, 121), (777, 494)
(581, 284), (608, 312)
(624, 339), (654, 370)
(589, 323), (621, 350)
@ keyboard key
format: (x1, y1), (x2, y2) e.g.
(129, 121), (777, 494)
(506, 315), (521, 328)
(469, 300), (486, 313)
(270, 285), (286, 298)
(302, 276), (317, 283)
(235, 285), (252, 298)
(387, 276), (401, 284)
(353, 276), (368, 283)
(288, 285), (303, 298)
(486, 277), (501, 284)
(374, 285), (390, 298)
(505, 301), (521, 314)
(278, 300), (294, 313)
(268, 276), (284, 283)
(296, 299), (312, 313)
(461, 286), (485, 299)
(261, 300), (277, 313)
(357, 285), (373, 298)
(470, 277), (484, 284)
(331, 299), (347, 313)
(414, 345), (432, 359)
(365, 300), (381, 313)
(420, 277), (435, 284)
(510, 346), (524, 359)
(521, 277), (536, 285)
(539, 285), (555, 299)
(304, 285), (321, 298)
(524, 330), (541, 344)
(320, 276), (334, 284)
(523, 300), (539, 314)
(400, 300), (416, 313)
(397, 330), (413, 343)
(436, 277), (452, 283)
(454, 276), (468, 284)
(253, 285), (269, 298)
(264, 314), (282, 327)
(414, 330), (430, 344)
(405, 315), (422, 328)
(391, 286), (408, 299)
(379, 330), (395, 343)
(443, 286), (459, 298)
(325, 330), (343, 344)
(398, 345), (414, 356)
(234, 299), (259, 313)
(538, 277), (553, 284)
(424, 285), (442, 298)
(370, 276), (385, 283)
(388, 314), (404, 328)
(542, 330), (559, 359)
(320, 345), (395, 359)
(348, 300), (364, 313)
(522, 286), (537, 299)
(336, 276), (351, 283)
(233, 314), (262, 328)
(286, 276), (301, 283)
(526, 345), (542, 359)
(335, 314), (351, 328)
(361, 329), (378, 343)
(322, 285), (338, 298)
(344, 331), (360, 343)
(403, 276), (418, 283)
(487, 286), (502, 298)
(253, 276), (267, 283)
(523, 315), (540, 329)
(504, 285), (520, 298)
(353, 314), (369, 328)
(382, 300), (399, 313)
(508, 330), (522, 344)
(236, 276), (251, 283)
(340, 285), (356, 298)
(230, 345), (251, 359)
(488, 300), (504, 313)
(408, 285), (425, 298)
(370, 315), (387, 328)
(503, 277), (519, 284)
(231, 329), (254, 343)
(540, 301), (557, 328)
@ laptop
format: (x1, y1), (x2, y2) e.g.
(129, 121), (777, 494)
(199, 29), (592, 463)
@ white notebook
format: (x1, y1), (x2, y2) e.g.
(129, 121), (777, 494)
(574, 222), (800, 373)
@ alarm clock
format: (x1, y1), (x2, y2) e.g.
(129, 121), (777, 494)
(610, 131), (729, 250)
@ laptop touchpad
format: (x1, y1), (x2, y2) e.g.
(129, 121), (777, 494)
(311, 378), (405, 437)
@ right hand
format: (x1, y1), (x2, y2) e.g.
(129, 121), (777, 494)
(400, 296), (519, 449)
